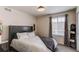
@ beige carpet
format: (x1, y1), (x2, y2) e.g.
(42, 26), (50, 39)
(56, 45), (76, 52)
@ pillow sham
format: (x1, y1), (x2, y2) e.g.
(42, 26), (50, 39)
(17, 32), (36, 39)
(27, 32), (35, 37)
(17, 32), (29, 39)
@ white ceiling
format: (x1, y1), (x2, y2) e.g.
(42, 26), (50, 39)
(9, 6), (76, 16)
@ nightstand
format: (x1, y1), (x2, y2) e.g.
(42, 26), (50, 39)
(0, 41), (9, 52)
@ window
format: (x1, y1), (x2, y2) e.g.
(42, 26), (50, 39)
(52, 16), (65, 36)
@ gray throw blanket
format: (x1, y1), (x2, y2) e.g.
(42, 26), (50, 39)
(40, 37), (55, 52)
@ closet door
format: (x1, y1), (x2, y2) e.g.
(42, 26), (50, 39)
(76, 13), (79, 51)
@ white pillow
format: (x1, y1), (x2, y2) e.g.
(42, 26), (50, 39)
(27, 32), (35, 37)
(17, 32), (29, 39)
(19, 35), (29, 39)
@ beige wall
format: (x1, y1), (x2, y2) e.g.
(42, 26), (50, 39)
(36, 9), (76, 44)
(36, 16), (49, 37)
(0, 7), (36, 42)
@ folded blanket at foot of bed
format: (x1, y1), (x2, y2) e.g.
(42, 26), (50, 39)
(41, 37), (57, 52)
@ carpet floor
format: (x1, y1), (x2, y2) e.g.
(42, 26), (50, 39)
(56, 44), (76, 52)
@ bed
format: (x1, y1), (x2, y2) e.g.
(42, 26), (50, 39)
(9, 26), (57, 52)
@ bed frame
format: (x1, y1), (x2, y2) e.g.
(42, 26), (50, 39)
(8, 26), (33, 51)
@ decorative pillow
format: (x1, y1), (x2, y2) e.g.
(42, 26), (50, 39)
(27, 32), (35, 37)
(19, 35), (29, 39)
(17, 32), (29, 39)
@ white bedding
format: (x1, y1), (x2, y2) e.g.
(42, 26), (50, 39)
(10, 36), (51, 52)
